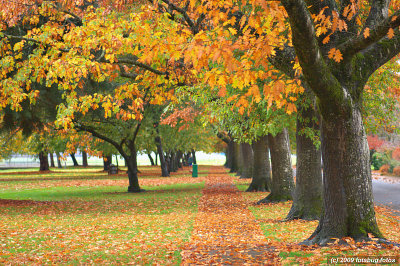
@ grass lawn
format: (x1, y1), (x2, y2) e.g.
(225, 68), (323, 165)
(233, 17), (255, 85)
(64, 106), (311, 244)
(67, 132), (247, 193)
(236, 180), (400, 265)
(0, 166), (207, 265)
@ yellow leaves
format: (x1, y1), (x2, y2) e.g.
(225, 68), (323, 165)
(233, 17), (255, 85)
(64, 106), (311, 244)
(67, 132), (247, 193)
(328, 48), (343, 63)
(364, 28), (370, 38)
(228, 27), (237, 36)
(13, 40), (25, 52)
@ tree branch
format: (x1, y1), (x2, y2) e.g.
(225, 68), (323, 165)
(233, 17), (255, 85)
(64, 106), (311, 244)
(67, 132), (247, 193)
(2, 33), (70, 52)
(338, 9), (400, 59)
(281, 0), (345, 108)
(117, 58), (166, 76)
(359, 32), (400, 79)
(75, 124), (127, 158)
(364, 0), (390, 29)
(159, 0), (198, 34)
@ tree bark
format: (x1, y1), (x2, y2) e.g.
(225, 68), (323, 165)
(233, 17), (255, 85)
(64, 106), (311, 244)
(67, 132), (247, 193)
(239, 143), (253, 179)
(39, 151), (49, 171)
(155, 152), (158, 166)
(229, 141), (239, 173)
(70, 153), (79, 166)
(49, 153), (55, 168)
(258, 128), (294, 203)
(235, 142), (243, 176)
(177, 150), (183, 168)
(286, 102), (323, 221)
(147, 153), (155, 166)
(303, 108), (382, 245)
(82, 151), (88, 167)
(155, 135), (169, 177)
(126, 144), (141, 193)
(246, 135), (271, 192)
(103, 155), (112, 171)
(56, 152), (62, 168)
(191, 149), (197, 164)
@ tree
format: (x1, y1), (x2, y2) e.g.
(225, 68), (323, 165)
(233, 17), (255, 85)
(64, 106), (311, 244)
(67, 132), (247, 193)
(258, 128), (294, 203)
(277, 0), (400, 245)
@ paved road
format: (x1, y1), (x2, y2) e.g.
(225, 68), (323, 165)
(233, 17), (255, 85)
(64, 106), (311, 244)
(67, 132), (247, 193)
(372, 179), (400, 215)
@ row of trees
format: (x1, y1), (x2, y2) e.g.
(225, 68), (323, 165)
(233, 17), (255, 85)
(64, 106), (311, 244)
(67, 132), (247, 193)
(1, 0), (400, 246)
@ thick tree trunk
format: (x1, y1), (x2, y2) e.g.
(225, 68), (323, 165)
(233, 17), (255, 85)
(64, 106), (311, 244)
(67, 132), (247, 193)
(191, 150), (197, 164)
(258, 128), (294, 203)
(126, 145), (141, 193)
(229, 141), (238, 173)
(147, 153), (155, 166)
(246, 135), (271, 192)
(303, 108), (382, 245)
(155, 136), (169, 177)
(39, 151), (49, 171)
(82, 151), (88, 167)
(103, 155), (112, 171)
(49, 153), (55, 168)
(70, 153), (79, 166)
(56, 152), (62, 168)
(286, 107), (322, 221)
(170, 152), (178, 172)
(224, 145), (231, 168)
(240, 143), (253, 179)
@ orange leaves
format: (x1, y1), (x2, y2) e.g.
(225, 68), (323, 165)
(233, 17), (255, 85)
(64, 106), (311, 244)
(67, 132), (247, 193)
(328, 48), (343, 63)
(364, 28), (370, 38)
(388, 28), (395, 39)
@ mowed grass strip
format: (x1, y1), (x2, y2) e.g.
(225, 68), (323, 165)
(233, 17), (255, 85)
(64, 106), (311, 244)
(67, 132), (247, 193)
(236, 181), (400, 265)
(0, 168), (206, 265)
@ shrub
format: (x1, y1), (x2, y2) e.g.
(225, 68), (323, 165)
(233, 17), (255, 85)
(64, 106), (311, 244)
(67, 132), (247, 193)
(393, 166), (400, 176)
(371, 152), (387, 170)
(380, 164), (391, 174)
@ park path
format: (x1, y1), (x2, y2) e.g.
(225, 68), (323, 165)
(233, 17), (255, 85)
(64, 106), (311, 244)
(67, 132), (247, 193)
(181, 166), (280, 265)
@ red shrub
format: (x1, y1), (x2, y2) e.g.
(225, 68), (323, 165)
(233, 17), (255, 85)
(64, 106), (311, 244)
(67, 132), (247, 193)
(393, 166), (400, 176)
(380, 164), (390, 174)
(367, 135), (385, 151)
(392, 148), (400, 161)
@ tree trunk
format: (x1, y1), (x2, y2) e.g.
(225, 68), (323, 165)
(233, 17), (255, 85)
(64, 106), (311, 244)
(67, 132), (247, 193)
(177, 150), (183, 168)
(286, 103), (322, 221)
(49, 153), (55, 168)
(82, 151), (88, 167)
(155, 152), (158, 166)
(246, 135), (271, 192)
(126, 145), (141, 193)
(303, 108), (382, 245)
(170, 152), (178, 172)
(191, 150), (197, 164)
(56, 152), (62, 168)
(155, 136), (169, 177)
(70, 153), (79, 166)
(258, 128), (294, 203)
(147, 153), (155, 166)
(224, 145), (231, 168)
(229, 141), (238, 173)
(103, 155), (112, 171)
(39, 151), (49, 171)
(235, 142), (243, 176)
(240, 143), (253, 179)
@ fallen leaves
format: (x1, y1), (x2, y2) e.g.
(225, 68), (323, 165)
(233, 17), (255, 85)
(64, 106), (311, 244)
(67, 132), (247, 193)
(181, 167), (280, 265)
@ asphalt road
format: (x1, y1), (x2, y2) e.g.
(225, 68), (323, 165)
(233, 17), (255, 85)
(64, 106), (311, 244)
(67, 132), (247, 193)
(372, 179), (400, 215)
